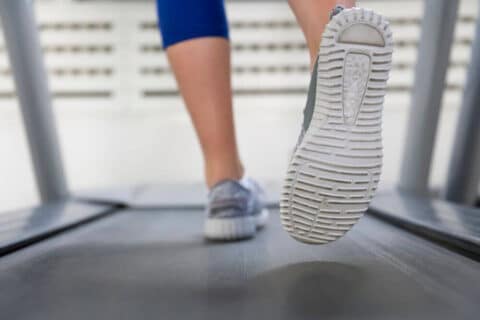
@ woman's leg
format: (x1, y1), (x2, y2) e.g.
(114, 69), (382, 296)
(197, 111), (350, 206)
(288, 0), (356, 67)
(166, 39), (243, 188)
(157, 0), (242, 187)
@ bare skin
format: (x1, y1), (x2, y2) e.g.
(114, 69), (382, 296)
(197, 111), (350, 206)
(166, 38), (243, 187)
(289, 0), (356, 67)
(166, 0), (355, 188)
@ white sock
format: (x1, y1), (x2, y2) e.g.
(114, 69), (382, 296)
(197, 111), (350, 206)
(239, 175), (252, 190)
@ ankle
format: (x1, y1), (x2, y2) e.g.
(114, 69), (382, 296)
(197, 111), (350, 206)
(205, 161), (244, 188)
(335, 0), (355, 8)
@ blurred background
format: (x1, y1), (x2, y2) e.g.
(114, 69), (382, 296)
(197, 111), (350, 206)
(0, 0), (477, 212)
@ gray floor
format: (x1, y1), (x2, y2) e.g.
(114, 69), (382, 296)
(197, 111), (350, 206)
(0, 209), (479, 320)
(77, 182), (282, 209)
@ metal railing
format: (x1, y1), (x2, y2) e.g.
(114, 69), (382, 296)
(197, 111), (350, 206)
(445, 2), (480, 205)
(0, 0), (69, 203)
(398, 0), (459, 196)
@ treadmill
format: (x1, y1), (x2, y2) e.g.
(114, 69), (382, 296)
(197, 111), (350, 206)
(0, 1), (479, 319)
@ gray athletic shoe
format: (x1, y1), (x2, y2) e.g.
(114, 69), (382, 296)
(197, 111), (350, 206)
(293, 5), (345, 153)
(281, 7), (393, 244)
(204, 178), (269, 241)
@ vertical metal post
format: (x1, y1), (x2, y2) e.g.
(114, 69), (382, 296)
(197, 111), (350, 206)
(0, 0), (69, 202)
(398, 0), (459, 195)
(445, 4), (480, 206)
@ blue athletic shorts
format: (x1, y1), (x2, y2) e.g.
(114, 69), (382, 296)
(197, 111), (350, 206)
(156, 0), (229, 48)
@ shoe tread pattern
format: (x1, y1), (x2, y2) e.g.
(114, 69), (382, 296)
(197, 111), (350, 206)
(280, 8), (393, 244)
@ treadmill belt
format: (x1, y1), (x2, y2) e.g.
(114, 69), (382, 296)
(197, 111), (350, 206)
(0, 209), (479, 320)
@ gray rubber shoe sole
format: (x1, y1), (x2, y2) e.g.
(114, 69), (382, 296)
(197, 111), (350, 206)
(280, 8), (393, 244)
(204, 178), (269, 241)
(204, 208), (269, 240)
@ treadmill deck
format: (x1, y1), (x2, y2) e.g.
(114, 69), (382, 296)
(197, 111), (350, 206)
(0, 208), (478, 320)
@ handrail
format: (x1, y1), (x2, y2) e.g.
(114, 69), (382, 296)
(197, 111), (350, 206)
(398, 0), (459, 196)
(445, 3), (480, 205)
(0, 0), (69, 203)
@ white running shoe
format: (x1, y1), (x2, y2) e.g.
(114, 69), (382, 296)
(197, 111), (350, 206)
(205, 178), (269, 241)
(280, 7), (393, 244)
